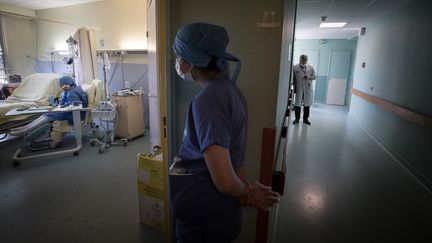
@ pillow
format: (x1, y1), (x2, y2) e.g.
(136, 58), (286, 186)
(81, 83), (96, 108)
(92, 79), (105, 106)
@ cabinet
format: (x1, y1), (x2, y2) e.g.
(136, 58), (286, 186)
(112, 94), (145, 139)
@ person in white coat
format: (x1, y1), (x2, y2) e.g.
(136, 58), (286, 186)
(292, 54), (316, 125)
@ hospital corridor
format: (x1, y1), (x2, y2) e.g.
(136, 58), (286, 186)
(273, 104), (432, 242)
(1, 0), (432, 243)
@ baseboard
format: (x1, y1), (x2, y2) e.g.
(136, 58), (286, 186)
(349, 114), (432, 195)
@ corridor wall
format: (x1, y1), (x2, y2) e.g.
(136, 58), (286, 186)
(350, 0), (432, 188)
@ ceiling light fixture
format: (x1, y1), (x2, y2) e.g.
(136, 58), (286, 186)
(319, 22), (347, 28)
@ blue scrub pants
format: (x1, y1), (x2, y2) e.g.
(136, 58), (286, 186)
(169, 171), (241, 243)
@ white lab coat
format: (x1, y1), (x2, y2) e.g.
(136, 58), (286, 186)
(293, 63), (316, 107)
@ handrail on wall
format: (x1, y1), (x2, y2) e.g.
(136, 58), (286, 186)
(352, 88), (432, 132)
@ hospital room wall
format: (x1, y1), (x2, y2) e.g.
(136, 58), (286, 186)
(35, 0), (148, 55)
(0, 3), (35, 17)
(170, 0), (291, 242)
(34, 0), (150, 127)
(293, 39), (358, 104)
(349, 0), (432, 186)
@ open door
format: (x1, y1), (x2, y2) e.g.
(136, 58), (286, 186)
(147, 0), (171, 242)
(147, 0), (161, 147)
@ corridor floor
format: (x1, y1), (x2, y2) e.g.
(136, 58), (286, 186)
(272, 104), (432, 243)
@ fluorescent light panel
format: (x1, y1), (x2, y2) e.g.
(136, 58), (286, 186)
(319, 22), (347, 28)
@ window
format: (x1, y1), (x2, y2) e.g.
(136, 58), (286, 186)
(0, 18), (6, 85)
(0, 46), (6, 84)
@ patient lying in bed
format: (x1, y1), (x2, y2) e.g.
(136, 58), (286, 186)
(10, 76), (88, 140)
(0, 73), (61, 127)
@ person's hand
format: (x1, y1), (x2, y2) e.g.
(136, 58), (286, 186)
(49, 96), (59, 106)
(239, 181), (280, 211)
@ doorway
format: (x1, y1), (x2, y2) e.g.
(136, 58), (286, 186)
(147, 0), (161, 148)
(293, 39), (357, 107)
(326, 50), (352, 105)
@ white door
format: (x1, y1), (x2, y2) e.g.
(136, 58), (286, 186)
(326, 50), (351, 105)
(147, 0), (161, 147)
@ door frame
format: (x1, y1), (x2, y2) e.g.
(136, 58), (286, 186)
(148, 0), (171, 241)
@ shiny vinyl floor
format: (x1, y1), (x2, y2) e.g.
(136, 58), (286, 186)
(0, 133), (164, 243)
(272, 104), (432, 243)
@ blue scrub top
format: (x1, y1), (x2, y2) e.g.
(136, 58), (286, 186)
(176, 79), (248, 171)
(46, 85), (88, 123)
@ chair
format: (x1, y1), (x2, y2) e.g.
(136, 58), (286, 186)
(50, 79), (104, 145)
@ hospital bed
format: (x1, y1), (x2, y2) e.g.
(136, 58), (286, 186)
(7, 79), (104, 166)
(0, 73), (61, 138)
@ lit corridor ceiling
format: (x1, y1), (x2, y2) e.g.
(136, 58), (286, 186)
(296, 0), (413, 39)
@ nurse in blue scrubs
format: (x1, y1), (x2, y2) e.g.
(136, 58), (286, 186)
(169, 23), (280, 243)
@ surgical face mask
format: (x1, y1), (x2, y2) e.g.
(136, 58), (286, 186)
(175, 58), (195, 81)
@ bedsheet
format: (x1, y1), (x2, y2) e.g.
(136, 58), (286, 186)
(0, 73), (61, 126)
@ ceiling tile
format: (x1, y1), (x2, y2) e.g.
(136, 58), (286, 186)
(330, 0), (374, 11)
(15, 1), (53, 10)
(296, 0), (413, 39)
(0, 0), (103, 10)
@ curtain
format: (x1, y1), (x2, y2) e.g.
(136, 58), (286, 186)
(74, 27), (98, 85)
(1, 15), (36, 79)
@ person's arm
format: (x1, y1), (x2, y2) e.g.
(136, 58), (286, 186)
(66, 88), (87, 106)
(203, 144), (245, 197)
(60, 91), (68, 105)
(309, 67), (317, 80)
(236, 161), (281, 210)
(236, 162), (247, 182)
(65, 90), (80, 105)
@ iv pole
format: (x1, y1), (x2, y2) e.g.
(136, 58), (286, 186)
(100, 51), (111, 101)
(65, 36), (78, 81)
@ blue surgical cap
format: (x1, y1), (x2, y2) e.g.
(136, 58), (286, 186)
(173, 23), (242, 82)
(59, 76), (75, 86)
(174, 23), (229, 69)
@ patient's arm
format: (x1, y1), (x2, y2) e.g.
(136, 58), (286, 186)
(60, 91), (68, 105)
(49, 96), (59, 106)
